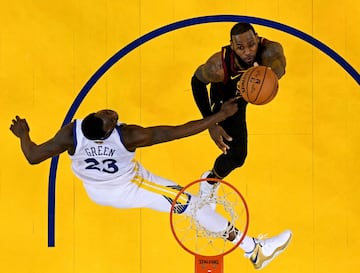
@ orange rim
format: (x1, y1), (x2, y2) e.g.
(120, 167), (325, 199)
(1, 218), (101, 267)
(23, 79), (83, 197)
(170, 178), (249, 257)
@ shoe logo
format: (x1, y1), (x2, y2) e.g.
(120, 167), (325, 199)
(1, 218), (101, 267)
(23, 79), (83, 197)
(251, 250), (259, 264)
(230, 74), (241, 80)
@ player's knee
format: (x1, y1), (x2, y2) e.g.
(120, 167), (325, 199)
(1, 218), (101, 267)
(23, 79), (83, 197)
(214, 152), (247, 178)
(230, 150), (247, 167)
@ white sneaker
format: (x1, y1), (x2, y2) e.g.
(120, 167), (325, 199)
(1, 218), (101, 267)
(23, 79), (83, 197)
(199, 171), (219, 209)
(245, 230), (292, 270)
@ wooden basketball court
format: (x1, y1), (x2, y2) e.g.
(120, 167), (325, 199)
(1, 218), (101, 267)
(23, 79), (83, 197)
(1, 1), (359, 273)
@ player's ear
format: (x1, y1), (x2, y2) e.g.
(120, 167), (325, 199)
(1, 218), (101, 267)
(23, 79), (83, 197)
(230, 38), (235, 50)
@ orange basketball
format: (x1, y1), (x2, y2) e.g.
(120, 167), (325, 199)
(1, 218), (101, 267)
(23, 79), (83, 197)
(237, 66), (279, 105)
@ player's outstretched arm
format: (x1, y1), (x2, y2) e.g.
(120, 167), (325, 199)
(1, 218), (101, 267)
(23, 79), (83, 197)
(10, 116), (74, 164)
(122, 98), (238, 151)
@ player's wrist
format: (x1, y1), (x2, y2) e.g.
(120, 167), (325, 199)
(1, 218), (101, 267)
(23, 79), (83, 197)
(209, 122), (219, 130)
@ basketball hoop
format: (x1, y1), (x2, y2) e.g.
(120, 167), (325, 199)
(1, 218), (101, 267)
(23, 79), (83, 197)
(170, 178), (249, 273)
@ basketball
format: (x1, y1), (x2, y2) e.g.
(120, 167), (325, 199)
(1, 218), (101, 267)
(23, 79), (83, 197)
(237, 66), (279, 105)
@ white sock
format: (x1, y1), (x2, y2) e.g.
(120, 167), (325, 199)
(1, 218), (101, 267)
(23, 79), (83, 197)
(233, 233), (256, 253)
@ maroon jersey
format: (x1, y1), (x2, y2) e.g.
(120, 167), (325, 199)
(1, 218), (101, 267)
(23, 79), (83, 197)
(209, 38), (268, 121)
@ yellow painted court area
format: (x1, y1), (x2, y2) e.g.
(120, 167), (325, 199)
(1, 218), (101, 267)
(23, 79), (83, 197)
(1, 1), (359, 272)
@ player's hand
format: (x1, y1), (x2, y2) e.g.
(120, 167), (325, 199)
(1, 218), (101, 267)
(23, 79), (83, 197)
(10, 116), (30, 138)
(219, 98), (238, 118)
(254, 61), (272, 70)
(208, 124), (232, 154)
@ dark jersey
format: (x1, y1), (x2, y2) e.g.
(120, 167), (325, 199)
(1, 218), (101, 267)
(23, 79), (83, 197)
(210, 38), (268, 121)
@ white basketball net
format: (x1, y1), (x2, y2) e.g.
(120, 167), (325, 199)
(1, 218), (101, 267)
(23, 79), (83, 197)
(172, 183), (247, 256)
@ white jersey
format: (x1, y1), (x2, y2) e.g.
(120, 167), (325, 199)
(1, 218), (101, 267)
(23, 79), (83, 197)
(68, 120), (229, 233)
(70, 119), (136, 184)
(69, 119), (191, 211)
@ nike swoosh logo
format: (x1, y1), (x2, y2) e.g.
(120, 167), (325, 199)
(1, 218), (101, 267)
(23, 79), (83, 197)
(251, 251), (259, 264)
(230, 74), (241, 80)
(249, 244), (261, 265)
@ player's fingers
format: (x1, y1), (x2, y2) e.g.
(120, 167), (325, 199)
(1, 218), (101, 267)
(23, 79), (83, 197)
(221, 131), (232, 142)
(220, 145), (229, 154)
(216, 137), (230, 153)
(217, 144), (228, 154)
(24, 121), (30, 131)
(253, 62), (259, 67)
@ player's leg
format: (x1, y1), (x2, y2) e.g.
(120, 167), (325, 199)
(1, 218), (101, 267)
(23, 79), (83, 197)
(185, 195), (292, 270)
(212, 111), (248, 178)
(200, 118), (247, 198)
(120, 163), (189, 212)
(131, 164), (292, 270)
